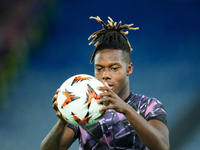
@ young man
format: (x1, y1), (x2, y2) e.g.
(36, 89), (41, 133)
(41, 16), (170, 150)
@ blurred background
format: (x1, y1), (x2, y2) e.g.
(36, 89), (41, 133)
(0, 0), (200, 149)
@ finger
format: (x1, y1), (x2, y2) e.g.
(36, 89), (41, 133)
(98, 91), (112, 98)
(97, 97), (112, 105)
(98, 90), (115, 100)
(103, 82), (109, 87)
(52, 101), (58, 111)
(99, 105), (110, 111)
(52, 89), (60, 103)
(56, 111), (62, 117)
(96, 86), (110, 91)
(52, 93), (58, 103)
(59, 114), (68, 123)
(56, 88), (60, 94)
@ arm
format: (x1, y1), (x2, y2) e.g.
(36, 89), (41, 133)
(40, 120), (75, 150)
(97, 87), (170, 150)
(123, 104), (169, 150)
(40, 89), (76, 150)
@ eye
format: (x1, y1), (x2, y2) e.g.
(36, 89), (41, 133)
(111, 67), (119, 72)
(95, 67), (103, 72)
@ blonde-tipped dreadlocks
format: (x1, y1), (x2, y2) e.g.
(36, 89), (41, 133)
(88, 16), (139, 64)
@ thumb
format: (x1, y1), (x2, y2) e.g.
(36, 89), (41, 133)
(103, 82), (109, 87)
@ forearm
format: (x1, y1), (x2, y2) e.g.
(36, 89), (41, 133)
(40, 119), (67, 150)
(123, 104), (169, 150)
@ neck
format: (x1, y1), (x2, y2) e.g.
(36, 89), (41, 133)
(118, 79), (130, 101)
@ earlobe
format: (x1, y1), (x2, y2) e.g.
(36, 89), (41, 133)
(127, 62), (133, 76)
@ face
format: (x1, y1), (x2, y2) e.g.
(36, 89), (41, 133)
(94, 49), (133, 100)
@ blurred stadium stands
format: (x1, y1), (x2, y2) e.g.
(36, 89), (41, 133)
(0, 0), (200, 149)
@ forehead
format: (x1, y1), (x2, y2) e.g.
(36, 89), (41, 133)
(94, 49), (124, 64)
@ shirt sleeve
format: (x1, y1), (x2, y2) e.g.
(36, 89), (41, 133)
(142, 98), (167, 126)
(67, 123), (80, 139)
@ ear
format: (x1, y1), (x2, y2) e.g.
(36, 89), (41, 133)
(127, 62), (133, 76)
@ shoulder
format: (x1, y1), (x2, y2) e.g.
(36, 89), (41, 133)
(127, 93), (167, 125)
(127, 93), (160, 107)
(127, 93), (164, 108)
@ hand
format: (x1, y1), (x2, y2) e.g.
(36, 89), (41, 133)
(52, 88), (68, 124)
(96, 86), (128, 114)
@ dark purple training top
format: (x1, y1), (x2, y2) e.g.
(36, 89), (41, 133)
(68, 93), (167, 150)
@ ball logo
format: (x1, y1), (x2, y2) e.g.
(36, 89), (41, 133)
(72, 112), (90, 125)
(71, 76), (91, 86)
(86, 83), (100, 107)
(61, 91), (80, 108)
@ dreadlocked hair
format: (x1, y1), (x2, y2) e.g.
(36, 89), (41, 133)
(88, 16), (139, 64)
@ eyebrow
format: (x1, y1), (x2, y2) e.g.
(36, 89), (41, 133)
(94, 63), (121, 67)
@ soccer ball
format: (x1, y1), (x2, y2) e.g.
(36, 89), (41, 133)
(57, 74), (106, 126)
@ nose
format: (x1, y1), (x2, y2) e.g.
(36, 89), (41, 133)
(102, 70), (111, 81)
